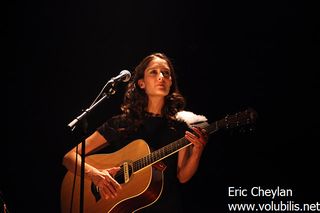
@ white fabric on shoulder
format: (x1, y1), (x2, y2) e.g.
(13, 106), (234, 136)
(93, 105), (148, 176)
(175, 110), (208, 128)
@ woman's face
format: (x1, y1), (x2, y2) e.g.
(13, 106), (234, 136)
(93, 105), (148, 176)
(138, 57), (172, 98)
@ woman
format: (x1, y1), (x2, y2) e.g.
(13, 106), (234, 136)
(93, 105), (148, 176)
(62, 52), (208, 212)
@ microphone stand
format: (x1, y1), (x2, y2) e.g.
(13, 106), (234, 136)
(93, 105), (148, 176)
(67, 82), (117, 213)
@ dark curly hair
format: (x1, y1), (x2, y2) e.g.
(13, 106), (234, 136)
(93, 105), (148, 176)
(120, 52), (186, 131)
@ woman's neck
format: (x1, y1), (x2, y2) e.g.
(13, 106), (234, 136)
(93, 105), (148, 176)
(147, 97), (164, 115)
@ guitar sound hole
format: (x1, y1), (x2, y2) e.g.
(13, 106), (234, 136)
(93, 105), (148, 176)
(114, 165), (125, 184)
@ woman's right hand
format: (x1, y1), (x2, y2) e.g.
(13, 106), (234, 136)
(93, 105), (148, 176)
(89, 167), (122, 200)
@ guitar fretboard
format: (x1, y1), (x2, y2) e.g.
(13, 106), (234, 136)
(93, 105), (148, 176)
(132, 137), (188, 172)
(132, 121), (219, 172)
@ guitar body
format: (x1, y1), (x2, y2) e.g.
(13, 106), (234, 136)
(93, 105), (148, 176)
(61, 139), (165, 213)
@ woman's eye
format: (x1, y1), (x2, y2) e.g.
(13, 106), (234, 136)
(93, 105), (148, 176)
(162, 71), (171, 77)
(150, 70), (157, 75)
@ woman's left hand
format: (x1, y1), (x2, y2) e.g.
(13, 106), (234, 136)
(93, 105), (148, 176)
(185, 126), (208, 153)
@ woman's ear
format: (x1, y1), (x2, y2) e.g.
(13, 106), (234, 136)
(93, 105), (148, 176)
(137, 79), (145, 89)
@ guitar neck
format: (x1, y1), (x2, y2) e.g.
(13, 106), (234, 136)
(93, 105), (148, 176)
(132, 121), (219, 172)
(132, 137), (188, 172)
(131, 107), (257, 172)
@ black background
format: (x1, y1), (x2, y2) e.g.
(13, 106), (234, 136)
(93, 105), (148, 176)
(6, 0), (319, 212)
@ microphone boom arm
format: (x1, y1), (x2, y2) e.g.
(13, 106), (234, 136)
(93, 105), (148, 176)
(67, 92), (110, 130)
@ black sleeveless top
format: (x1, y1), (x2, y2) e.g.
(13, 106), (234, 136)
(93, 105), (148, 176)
(97, 113), (190, 212)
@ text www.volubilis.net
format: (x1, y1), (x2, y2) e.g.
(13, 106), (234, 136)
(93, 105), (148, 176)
(228, 201), (320, 212)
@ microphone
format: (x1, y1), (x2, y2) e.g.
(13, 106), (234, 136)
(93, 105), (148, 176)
(109, 70), (131, 84)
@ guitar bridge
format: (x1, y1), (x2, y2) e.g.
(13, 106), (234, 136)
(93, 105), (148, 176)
(122, 162), (130, 183)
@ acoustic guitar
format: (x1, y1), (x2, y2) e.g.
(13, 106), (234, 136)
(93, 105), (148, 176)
(61, 108), (257, 213)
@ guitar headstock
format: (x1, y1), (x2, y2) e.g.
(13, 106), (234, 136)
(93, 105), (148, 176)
(205, 108), (258, 135)
(218, 107), (258, 130)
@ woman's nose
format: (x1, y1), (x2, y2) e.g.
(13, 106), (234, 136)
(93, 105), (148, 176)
(158, 72), (164, 80)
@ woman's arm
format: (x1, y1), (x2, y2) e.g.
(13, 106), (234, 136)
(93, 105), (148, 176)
(62, 131), (107, 177)
(62, 131), (122, 199)
(177, 127), (208, 183)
